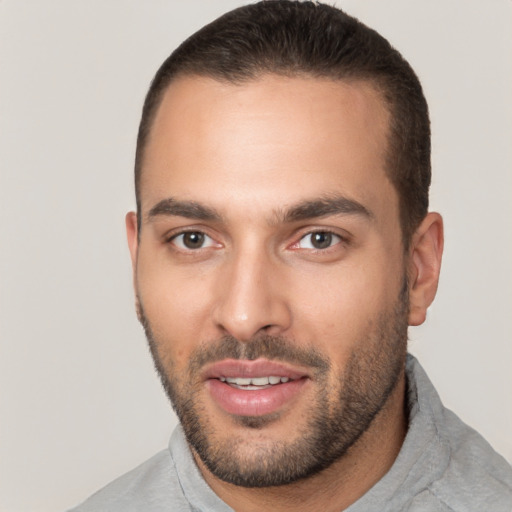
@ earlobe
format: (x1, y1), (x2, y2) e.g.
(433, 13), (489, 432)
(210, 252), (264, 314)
(408, 212), (444, 326)
(125, 211), (139, 271)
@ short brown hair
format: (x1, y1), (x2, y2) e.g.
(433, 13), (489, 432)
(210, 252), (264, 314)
(135, 0), (431, 246)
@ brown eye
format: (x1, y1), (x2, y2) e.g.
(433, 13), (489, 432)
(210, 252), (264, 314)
(183, 232), (204, 248)
(172, 231), (214, 250)
(298, 231), (340, 250)
(311, 232), (332, 249)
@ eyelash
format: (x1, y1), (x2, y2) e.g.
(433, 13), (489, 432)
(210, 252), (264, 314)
(291, 229), (347, 251)
(166, 230), (219, 251)
(165, 228), (348, 254)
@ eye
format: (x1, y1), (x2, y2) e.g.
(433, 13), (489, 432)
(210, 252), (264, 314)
(297, 231), (342, 250)
(170, 231), (217, 250)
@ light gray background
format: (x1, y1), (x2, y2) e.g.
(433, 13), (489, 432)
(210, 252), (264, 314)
(1, 1), (511, 511)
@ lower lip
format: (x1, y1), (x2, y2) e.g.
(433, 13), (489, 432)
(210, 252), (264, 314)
(207, 378), (308, 417)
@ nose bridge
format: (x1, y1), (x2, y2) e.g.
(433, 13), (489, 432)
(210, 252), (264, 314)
(213, 238), (290, 341)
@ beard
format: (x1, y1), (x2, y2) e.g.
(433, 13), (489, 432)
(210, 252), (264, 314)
(138, 278), (409, 488)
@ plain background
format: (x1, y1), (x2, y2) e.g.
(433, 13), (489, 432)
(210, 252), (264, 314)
(1, 1), (511, 510)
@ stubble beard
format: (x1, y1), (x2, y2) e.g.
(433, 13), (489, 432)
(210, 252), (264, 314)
(138, 279), (409, 488)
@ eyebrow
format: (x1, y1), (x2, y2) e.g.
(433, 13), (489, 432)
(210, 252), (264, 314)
(147, 198), (222, 222)
(146, 195), (373, 224)
(278, 196), (374, 224)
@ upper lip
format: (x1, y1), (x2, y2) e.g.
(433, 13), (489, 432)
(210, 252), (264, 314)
(201, 358), (310, 381)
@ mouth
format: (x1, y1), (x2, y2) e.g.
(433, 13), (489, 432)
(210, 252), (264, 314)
(219, 375), (293, 390)
(202, 358), (310, 417)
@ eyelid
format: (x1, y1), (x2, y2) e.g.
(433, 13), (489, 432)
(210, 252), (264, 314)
(288, 228), (350, 251)
(165, 227), (222, 251)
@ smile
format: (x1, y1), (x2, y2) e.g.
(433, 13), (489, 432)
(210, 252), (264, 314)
(220, 375), (292, 389)
(203, 359), (309, 417)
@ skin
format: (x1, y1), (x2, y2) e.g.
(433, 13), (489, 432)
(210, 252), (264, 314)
(126, 75), (443, 511)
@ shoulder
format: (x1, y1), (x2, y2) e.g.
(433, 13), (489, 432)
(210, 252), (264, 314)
(403, 428), (512, 512)
(400, 356), (512, 511)
(426, 408), (512, 511)
(68, 449), (193, 512)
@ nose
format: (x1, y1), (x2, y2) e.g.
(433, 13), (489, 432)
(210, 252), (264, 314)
(212, 246), (292, 341)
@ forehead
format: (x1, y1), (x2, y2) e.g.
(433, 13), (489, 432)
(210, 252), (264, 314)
(140, 74), (395, 221)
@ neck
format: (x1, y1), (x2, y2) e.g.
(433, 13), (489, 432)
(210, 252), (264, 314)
(195, 371), (407, 512)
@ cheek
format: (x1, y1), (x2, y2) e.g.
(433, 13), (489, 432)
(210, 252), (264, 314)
(136, 251), (214, 363)
(290, 257), (402, 352)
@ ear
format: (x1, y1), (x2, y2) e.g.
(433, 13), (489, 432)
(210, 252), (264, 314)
(125, 211), (139, 270)
(126, 211), (144, 322)
(407, 212), (444, 326)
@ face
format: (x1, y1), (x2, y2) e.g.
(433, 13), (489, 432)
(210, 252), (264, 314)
(128, 75), (410, 487)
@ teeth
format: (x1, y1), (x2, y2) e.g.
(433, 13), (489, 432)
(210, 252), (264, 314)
(220, 376), (291, 387)
(226, 377), (251, 385)
(251, 377), (269, 386)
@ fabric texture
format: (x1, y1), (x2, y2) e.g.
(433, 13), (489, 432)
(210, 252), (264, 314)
(69, 355), (512, 511)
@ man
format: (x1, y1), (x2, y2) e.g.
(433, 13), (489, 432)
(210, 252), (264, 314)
(71, 1), (512, 510)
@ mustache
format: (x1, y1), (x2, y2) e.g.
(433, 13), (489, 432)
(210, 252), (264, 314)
(188, 334), (330, 375)
(137, 299), (330, 374)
